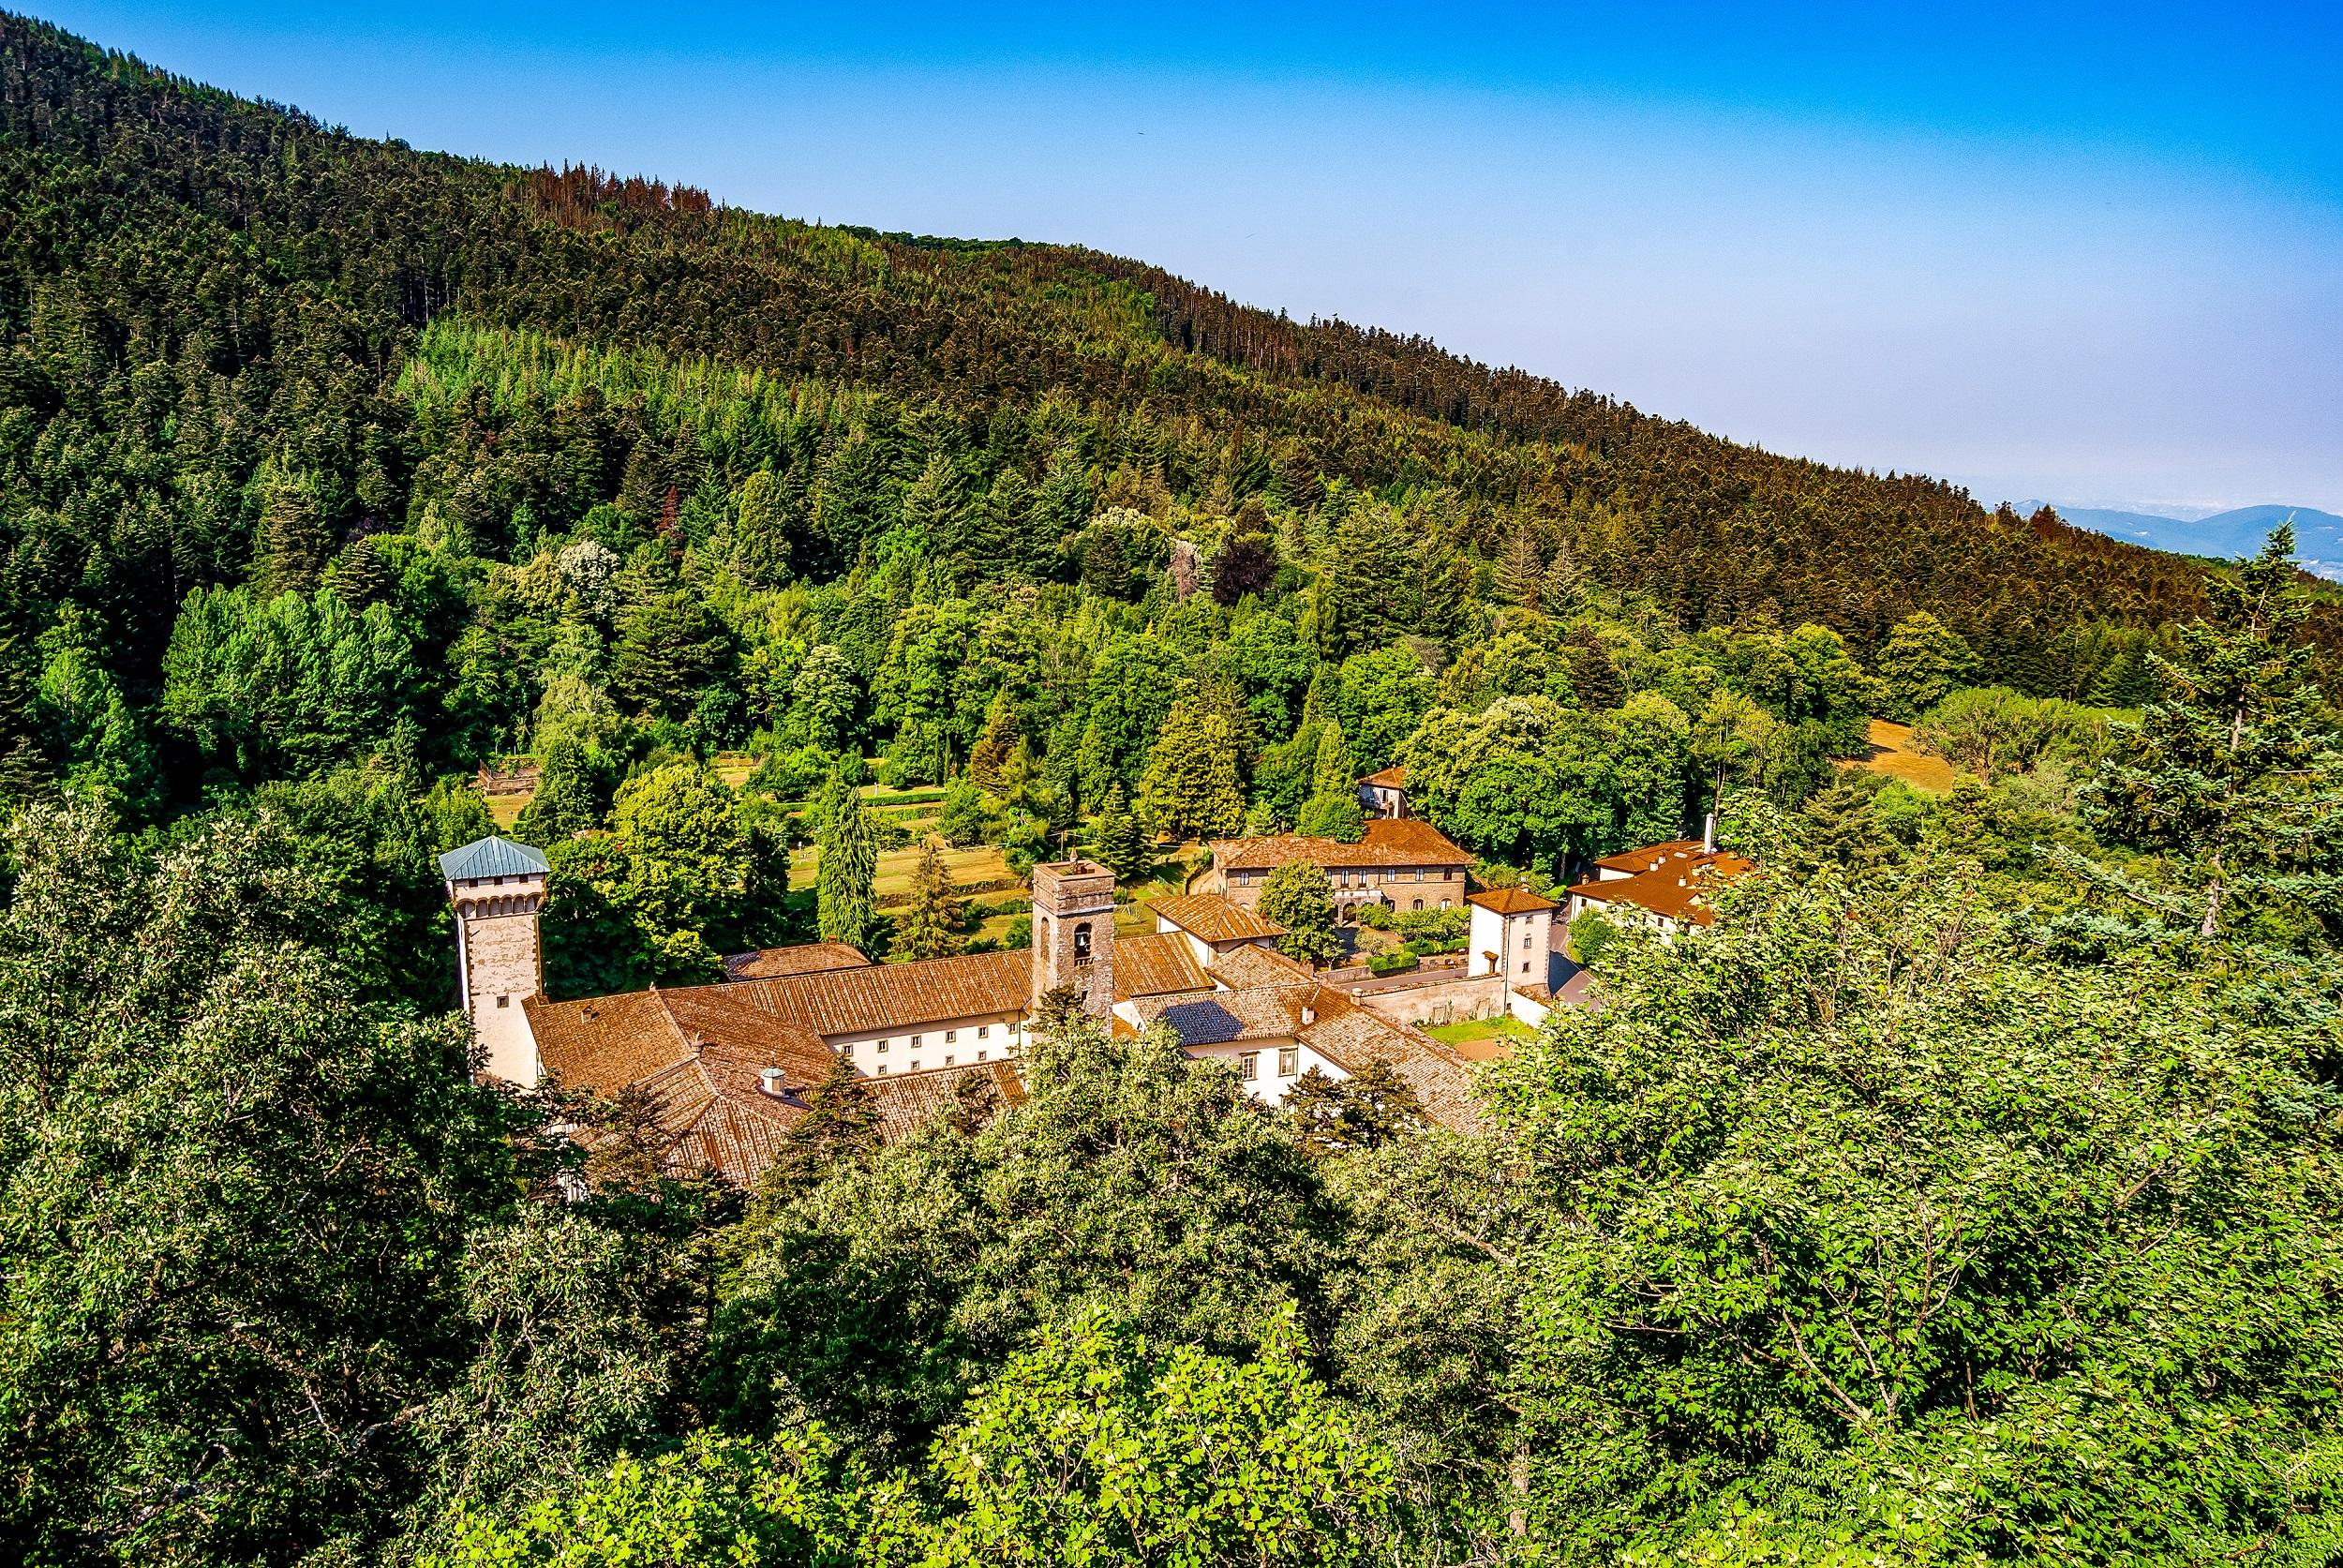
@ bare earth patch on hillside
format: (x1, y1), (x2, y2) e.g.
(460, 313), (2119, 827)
(1843, 720), (1958, 793)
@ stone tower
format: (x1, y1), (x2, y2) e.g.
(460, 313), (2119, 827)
(440, 835), (552, 1085)
(1028, 859), (1115, 1020)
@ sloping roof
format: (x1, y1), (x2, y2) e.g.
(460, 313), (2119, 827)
(1128, 986), (1311, 1046)
(723, 942), (873, 982)
(1589, 839), (1706, 874)
(729, 949), (1033, 1037)
(1206, 943), (1314, 989)
(1567, 847), (1758, 927)
(1360, 766), (1408, 788)
(1468, 885), (1557, 915)
(866, 1061), (1027, 1142)
(1293, 1002), (1480, 1134)
(438, 835), (550, 881)
(1114, 932), (1216, 1000)
(1214, 817), (1468, 873)
(1150, 892), (1286, 944)
(527, 984), (840, 1187)
(527, 985), (836, 1103)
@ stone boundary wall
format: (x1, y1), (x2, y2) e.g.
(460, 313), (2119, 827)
(1353, 973), (1507, 1028)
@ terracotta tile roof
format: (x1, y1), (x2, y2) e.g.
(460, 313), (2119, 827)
(1467, 885), (1557, 915)
(1359, 766), (1408, 788)
(1293, 1002), (1480, 1134)
(1149, 893), (1286, 944)
(1567, 847), (1758, 927)
(1114, 931), (1216, 1000)
(1589, 839), (1706, 874)
(1206, 943), (1314, 989)
(729, 949), (1034, 1037)
(866, 1060), (1027, 1141)
(1214, 817), (1468, 872)
(722, 941), (872, 981)
(1128, 987), (1309, 1046)
(528, 984), (842, 1187)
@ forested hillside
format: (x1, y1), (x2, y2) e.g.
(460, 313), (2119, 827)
(3, 11), (2342, 1568)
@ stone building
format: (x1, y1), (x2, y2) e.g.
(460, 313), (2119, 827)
(440, 838), (1478, 1187)
(439, 835), (550, 1084)
(1561, 837), (1759, 935)
(1200, 816), (1470, 924)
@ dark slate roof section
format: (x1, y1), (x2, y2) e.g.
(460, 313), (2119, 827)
(439, 835), (551, 882)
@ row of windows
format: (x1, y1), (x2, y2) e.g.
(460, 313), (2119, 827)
(1237, 1047), (1303, 1081)
(843, 1022), (996, 1056)
(871, 1048), (994, 1076)
(1237, 865), (1457, 886)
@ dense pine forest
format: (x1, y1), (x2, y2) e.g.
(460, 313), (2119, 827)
(2, 11), (2341, 1568)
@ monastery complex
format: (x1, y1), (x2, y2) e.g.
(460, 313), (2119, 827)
(440, 769), (1754, 1186)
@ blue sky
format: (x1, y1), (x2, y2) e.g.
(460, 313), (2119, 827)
(31, 2), (2343, 513)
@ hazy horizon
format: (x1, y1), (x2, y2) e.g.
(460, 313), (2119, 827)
(32, 1), (2343, 514)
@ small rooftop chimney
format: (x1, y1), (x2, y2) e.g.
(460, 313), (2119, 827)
(759, 1066), (786, 1097)
(1300, 1004), (1317, 1026)
(1702, 812), (1717, 854)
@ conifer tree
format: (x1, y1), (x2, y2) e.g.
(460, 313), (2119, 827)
(331, 535), (392, 611)
(1540, 537), (1584, 613)
(1295, 722), (1366, 842)
(252, 461), (330, 600)
(814, 769), (877, 951)
(515, 731), (608, 842)
(901, 452), (975, 561)
(1088, 784), (1152, 883)
(754, 1055), (879, 1203)
(2086, 525), (2343, 939)
(732, 469), (793, 589)
(1137, 701), (1245, 844)
(1284, 1059), (1429, 1155)
(890, 837), (964, 962)
(1496, 528), (1544, 611)
(966, 691), (1019, 792)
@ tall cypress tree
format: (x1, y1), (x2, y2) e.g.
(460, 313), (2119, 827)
(814, 769), (877, 951)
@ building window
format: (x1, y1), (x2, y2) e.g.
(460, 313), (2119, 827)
(839, 1042), (853, 1056)
(877, 1065), (888, 1075)
(495, 993), (509, 1008)
(910, 1034), (923, 1048)
(1278, 1047), (1298, 1075)
(944, 1054), (955, 1067)
(877, 1039), (889, 1053)
(977, 1050), (988, 1062)
(977, 1023), (991, 1038)
(1412, 899), (1424, 912)
(1440, 898), (1451, 909)
(1073, 921), (1092, 959)
(945, 1029), (957, 1043)
(1521, 961), (1531, 975)
(909, 1061), (920, 1071)
(1523, 933), (1533, 949)
(1239, 1052), (1260, 1082)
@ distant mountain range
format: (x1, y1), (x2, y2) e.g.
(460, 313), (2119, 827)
(2021, 502), (2343, 582)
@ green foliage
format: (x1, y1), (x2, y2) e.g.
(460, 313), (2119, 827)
(2086, 526), (2343, 940)
(1258, 860), (1342, 966)
(161, 586), (412, 781)
(610, 590), (738, 724)
(889, 838), (965, 961)
(0, 804), (553, 1564)
(1283, 1059), (1430, 1156)
(1480, 864), (2343, 1563)
(1085, 783), (1153, 882)
(1136, 697), (1246, 843)
(1874, 609), (1978, 720)
(815, 770), (879, 951)
(1567, 906), (1619, 965)
(708, 1018), (1339, 1452)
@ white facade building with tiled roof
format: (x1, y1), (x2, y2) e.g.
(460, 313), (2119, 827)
(442, 837), (1483, 1187)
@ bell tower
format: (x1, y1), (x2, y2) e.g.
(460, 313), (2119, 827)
(1028, 859), (1115, 1020)
(440, 835), (552, 1085)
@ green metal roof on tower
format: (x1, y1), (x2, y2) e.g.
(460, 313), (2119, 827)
(438, 835), (551, 882)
